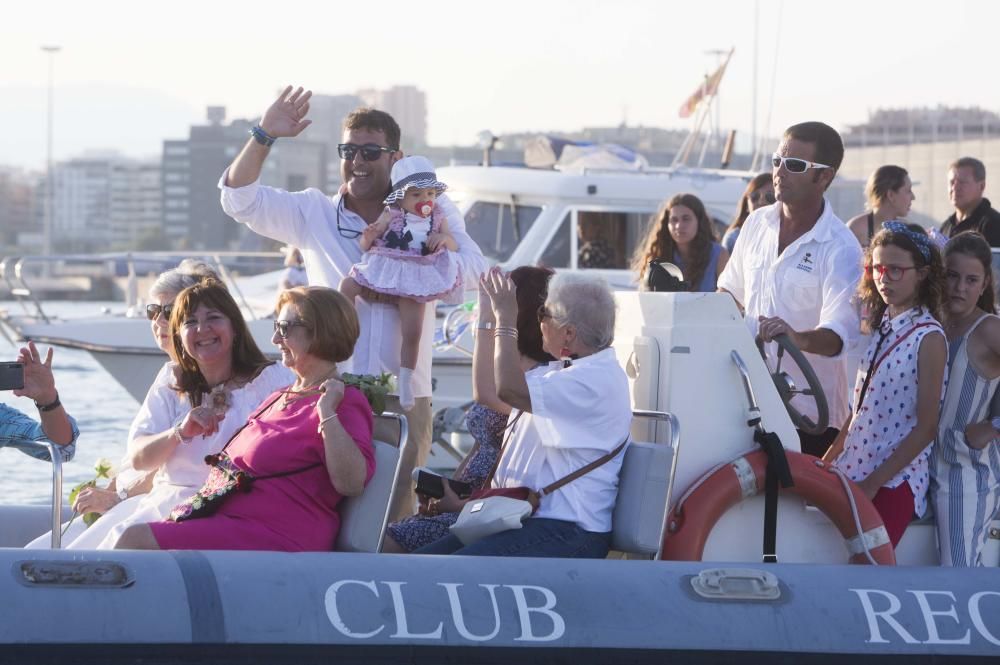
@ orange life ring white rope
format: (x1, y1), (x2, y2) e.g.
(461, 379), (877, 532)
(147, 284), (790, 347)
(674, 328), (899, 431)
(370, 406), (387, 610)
(661, 450), (895, 565)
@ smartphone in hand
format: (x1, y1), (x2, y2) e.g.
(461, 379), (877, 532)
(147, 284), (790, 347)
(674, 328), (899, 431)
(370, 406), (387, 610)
(413, 469), (473, 499)
(0, 362), (24, 391)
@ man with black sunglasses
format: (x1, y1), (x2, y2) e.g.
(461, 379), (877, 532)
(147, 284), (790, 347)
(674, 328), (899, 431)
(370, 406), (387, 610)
(218, 86), (486, 522)
(719, 121), (863, 458)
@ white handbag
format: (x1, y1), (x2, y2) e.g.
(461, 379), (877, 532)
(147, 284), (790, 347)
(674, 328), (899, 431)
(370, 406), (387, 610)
(449, 496), (534, 545)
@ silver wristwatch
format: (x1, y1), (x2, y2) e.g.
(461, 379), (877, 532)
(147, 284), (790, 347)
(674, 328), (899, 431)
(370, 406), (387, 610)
(116, 486), (129, 502)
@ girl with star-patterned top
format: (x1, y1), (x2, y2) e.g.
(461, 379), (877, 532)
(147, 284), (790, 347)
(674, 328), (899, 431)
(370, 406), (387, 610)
(824, 221), (947, 547)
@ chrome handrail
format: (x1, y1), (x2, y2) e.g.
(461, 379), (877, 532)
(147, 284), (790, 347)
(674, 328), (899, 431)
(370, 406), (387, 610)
(20, 440), (64, 549)
(373, 411), (409, 553)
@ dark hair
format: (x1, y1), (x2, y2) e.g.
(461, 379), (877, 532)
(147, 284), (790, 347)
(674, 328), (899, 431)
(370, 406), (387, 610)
(944, 231), (997, 314)
(343, 107), (401, 151)
(632, 193), (716, 291)
(170, 279), (271, 406)
(727, 172), (772, 234)
(783, 122), (844, 189)
(949, 156), (986, 183)
(276, 287), (359, 363)
(859, 223), (944, 332)
(865, 165), (909, 209)
(509, 266), (557, 364)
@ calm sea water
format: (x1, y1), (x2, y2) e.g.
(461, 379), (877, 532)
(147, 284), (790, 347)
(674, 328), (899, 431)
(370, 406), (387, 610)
(0, 301), (138, 505)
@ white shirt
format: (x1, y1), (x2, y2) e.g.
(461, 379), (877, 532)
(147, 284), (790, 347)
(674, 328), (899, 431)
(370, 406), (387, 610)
(718, 199), (863, 428)
(219, 173), (487, 397)
(493, 349), (632, 533)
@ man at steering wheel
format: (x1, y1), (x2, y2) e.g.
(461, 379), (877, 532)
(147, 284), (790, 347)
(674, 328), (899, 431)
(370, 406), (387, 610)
(718, 122), (863, 457)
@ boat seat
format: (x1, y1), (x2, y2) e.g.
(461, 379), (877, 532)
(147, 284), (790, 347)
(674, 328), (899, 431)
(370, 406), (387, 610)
(611, 411), (680, 557)
(335, 412), (407, 554)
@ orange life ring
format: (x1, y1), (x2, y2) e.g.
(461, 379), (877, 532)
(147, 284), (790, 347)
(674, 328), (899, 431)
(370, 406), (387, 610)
(661, 449), (896, 565)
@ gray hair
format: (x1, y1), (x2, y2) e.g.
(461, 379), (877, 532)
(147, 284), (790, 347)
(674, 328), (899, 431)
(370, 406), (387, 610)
(545, 272), (616, 350)
(149, 259), (220, 299)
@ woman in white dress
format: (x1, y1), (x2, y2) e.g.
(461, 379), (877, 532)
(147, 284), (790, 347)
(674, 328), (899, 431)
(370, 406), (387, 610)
(29, 272), (291, 549)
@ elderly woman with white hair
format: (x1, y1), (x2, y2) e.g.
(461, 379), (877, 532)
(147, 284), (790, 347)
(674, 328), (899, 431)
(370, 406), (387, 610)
(415, 269), (632, 558)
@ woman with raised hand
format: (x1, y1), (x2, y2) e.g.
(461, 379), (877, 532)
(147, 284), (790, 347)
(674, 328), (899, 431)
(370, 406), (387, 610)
(931, 231), (1000, 566)
(414, 272), (631, 559)
(116, 287), (375, 552)
(383, 266), (555, 552)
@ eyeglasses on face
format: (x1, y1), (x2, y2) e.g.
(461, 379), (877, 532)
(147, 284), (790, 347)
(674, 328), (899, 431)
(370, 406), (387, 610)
(146, 303), (173, 321)
(537, 305), (552, 323)
(771, 153), (831, 174)
(337, 143), (395, 162)
(273, 319), (310, 339)
(749, 190), (776, 205)
(865, 264), (918, 282)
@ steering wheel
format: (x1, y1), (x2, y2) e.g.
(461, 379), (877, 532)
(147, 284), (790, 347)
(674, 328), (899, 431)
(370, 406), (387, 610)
(755, 333), (829, 435)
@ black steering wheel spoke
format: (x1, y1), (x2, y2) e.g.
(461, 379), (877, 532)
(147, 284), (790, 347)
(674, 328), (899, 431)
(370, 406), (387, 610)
(755, 333), (830, 435)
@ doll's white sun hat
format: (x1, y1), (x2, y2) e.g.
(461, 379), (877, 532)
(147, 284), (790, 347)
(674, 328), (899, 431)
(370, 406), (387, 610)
(383, 155), (448, 205)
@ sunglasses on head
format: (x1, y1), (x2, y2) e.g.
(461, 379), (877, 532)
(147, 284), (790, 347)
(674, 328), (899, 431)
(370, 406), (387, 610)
(273, 319), (309, 339)
(337, 143), (395, 162)
(749, 190), (776, 205)
(771, 153), (831, 174)
(146, 303), (173, 321)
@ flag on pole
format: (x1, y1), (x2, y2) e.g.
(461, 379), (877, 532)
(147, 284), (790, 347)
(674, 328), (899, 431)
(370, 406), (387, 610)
(678, 48), (735, 118)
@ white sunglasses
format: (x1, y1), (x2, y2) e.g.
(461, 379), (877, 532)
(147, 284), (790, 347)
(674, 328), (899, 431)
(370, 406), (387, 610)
(771, 153), (831, 173)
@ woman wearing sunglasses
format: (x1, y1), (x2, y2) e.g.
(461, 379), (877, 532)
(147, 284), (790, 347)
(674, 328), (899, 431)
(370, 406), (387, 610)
(632, 193), (729, 292)
(722, 173), (775, 254)
(117, 287), (375, 552)
(33, 277), (292, 550)
(846, 165), (915, 248)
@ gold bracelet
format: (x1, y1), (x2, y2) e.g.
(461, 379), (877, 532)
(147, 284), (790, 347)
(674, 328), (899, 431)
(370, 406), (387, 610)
(317, 412), (339, 434)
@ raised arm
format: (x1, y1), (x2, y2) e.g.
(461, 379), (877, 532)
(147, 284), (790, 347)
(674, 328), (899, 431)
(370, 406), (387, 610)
(15, 342), (74, 447)
(225, 86), (313, 189)
(316, 378), (369, 497)
(486, 270), (532, 412)
(472, 268), (512, 414)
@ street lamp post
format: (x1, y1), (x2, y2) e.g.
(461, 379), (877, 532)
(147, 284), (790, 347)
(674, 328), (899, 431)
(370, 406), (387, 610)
(41, 45), (61, 258)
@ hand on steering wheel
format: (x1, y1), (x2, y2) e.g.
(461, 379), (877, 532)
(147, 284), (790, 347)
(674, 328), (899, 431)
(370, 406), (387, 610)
(755, 329), (830, 436)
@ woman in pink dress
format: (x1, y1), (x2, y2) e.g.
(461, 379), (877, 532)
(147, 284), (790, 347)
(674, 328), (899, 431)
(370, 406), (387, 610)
(115, 287), (375, 552)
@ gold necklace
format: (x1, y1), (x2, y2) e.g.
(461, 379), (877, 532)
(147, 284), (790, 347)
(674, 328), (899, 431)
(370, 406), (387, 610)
(281, 371), (339, 409)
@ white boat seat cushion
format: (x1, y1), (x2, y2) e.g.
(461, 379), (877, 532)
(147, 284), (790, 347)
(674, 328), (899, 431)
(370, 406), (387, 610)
(335, 439), (400, 553)
(612, 440), (674, 555)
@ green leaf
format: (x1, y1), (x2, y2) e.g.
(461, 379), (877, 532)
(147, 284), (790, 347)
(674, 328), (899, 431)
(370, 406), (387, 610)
(342, 372), (392, 415)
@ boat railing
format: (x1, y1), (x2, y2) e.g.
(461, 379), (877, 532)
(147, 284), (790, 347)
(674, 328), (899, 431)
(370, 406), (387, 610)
(0, 251), (284, 322)
(20, 440), (64, 549)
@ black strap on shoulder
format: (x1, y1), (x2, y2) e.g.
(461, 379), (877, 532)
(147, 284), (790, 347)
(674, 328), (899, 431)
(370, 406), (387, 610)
(754, 428), (794, 564)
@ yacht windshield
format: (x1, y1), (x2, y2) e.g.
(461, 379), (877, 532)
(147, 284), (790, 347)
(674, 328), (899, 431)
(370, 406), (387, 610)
(462, 201), (542, 262)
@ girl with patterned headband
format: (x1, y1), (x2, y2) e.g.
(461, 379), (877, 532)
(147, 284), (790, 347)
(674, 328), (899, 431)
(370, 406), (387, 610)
(824, 221), (947, 548)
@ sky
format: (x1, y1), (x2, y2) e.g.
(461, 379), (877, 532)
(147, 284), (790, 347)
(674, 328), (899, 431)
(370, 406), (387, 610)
(2, 0), (999, 170)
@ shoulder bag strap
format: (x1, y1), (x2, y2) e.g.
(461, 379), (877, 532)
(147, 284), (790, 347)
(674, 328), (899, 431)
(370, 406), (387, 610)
(856, 321), (940, 414)
(537, 435), (629, 498)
